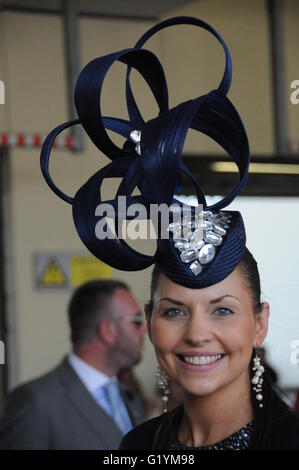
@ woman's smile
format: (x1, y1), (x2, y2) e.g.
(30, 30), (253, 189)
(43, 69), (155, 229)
(175, 352), (227, 372)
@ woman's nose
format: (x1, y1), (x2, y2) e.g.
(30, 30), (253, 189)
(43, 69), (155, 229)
(182, 314), (213, 346)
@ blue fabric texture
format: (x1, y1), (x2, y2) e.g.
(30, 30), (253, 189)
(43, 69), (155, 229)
(40, 16), (249, 288)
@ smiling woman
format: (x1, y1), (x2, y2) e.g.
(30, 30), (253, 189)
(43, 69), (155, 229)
(119, 249), (299, 450)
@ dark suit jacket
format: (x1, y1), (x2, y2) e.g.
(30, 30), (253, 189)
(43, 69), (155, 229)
(119, 404), (299, 450)
(0, 357), (145, 450)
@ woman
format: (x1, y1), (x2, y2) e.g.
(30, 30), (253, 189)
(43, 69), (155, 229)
(119, 250), (299, 450)
(40, 17), (299, 449)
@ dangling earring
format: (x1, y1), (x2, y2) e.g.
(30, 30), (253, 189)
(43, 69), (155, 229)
(251, 349), (265, 408)
(156, 365), (170, 413)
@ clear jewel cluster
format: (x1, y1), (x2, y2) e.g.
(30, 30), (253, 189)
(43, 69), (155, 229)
(130, 129), (141, 155)
(167, 210), (232, 276)
(251, 354), (264, 408)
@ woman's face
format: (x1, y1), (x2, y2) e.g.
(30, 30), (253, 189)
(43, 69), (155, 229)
(146, 267), (269, 398)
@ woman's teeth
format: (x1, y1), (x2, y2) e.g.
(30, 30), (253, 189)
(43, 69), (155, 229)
(182, 354), (222, 365)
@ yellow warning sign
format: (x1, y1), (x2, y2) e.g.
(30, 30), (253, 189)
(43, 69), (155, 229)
(71, 256), (112, 287)
(39, 259), (67, 287)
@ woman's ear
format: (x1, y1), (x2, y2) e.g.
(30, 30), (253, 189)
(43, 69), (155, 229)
(254, 301), (270, 347)
(144, 305), (152, 343)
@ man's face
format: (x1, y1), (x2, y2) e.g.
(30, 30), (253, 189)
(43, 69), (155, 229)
(110, 289), (147, 369)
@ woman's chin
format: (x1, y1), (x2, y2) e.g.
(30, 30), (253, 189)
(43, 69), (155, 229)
(179, 380), (220, 398)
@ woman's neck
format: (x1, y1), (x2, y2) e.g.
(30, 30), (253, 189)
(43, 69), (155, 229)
(178, 373), (253, 447)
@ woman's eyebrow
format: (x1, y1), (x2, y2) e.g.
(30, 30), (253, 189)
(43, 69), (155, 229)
(210, 295), (240, 304)
(159, 294), (240, 306)
(159, 297), (186, 306)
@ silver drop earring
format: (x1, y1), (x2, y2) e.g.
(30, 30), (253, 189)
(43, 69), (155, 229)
(251, 350), (265, 408)
(156, 365), (170, 413)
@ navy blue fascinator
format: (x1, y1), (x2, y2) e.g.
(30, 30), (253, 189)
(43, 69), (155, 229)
(40, 16), (250, 289)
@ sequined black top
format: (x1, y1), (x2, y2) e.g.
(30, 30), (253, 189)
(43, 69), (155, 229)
(119, 400), (299, 450)
(168, 421), (254, 450)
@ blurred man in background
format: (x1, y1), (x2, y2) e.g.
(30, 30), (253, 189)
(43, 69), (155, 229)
(0, 280), (147, 450)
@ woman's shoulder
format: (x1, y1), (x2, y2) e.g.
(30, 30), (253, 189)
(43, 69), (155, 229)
(270, 411), (299, 449)
(119, 412), (166, 450)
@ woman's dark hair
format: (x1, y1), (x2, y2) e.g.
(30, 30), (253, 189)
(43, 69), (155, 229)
(147, 247), (292, 449)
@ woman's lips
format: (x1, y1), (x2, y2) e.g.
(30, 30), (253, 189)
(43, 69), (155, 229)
(175, 353), (226, 372)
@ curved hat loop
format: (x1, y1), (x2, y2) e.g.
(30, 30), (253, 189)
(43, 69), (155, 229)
(125, 16), (248, 211)
(125, 15), (232, 126)
(74, 47), (169, 158)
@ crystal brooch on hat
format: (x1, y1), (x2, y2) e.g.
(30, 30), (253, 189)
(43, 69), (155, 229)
(167, 211), (232, 276)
